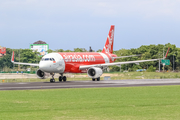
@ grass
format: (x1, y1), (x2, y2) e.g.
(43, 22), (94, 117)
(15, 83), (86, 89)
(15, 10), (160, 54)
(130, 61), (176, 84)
(0, 86), (180, 120)
(110, 72), (180, 80)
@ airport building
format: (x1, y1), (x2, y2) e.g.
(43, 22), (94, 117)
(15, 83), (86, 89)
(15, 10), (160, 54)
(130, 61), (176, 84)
(30, 40), (49, 57)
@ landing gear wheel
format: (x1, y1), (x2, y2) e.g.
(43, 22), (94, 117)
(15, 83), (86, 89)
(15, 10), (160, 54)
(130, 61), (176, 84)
(62, 76), (67, 82)
(92, 78), (95, 81)
(62, 76), (66, 82)
(50, 79), (55, 83)
(59, 76), (62, 82)
(97, 77), (100, 81)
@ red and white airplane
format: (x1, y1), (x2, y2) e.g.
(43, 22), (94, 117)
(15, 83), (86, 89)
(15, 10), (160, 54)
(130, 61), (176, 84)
(11, 25), (168, 82)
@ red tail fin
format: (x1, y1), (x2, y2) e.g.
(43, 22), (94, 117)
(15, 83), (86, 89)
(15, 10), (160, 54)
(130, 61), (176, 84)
(102, 25), (115, 54)
(165, 47), (170, 59)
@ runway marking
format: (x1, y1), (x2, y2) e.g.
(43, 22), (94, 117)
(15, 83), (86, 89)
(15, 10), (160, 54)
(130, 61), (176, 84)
(16, 83), (28, 84)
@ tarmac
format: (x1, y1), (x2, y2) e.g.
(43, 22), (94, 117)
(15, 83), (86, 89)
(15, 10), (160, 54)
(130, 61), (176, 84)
(1, 79), (180, 90)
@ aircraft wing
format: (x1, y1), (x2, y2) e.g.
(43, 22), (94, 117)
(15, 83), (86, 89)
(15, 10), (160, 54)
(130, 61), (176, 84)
(79, 59), (159, 70)
(11, 51), (39, 66)
(113, 54), (141, 59)
(12, 61), (39, 66)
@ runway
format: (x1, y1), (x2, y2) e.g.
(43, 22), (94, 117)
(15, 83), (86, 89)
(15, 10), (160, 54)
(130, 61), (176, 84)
(1, 79), (180, 90)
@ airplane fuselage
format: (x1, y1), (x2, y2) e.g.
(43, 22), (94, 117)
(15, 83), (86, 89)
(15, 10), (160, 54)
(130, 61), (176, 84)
(39, 52), (117, 73)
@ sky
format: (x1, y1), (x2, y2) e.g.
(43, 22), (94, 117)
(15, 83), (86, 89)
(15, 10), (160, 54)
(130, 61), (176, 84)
(0, 0), (180, 51)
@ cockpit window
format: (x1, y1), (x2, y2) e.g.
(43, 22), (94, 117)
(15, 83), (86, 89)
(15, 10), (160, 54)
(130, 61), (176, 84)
(41, 58), (55, 61)
(45, 58), (49, 61)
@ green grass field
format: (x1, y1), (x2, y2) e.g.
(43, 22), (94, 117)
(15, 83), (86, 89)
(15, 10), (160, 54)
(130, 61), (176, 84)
(1, 86), (180, 120)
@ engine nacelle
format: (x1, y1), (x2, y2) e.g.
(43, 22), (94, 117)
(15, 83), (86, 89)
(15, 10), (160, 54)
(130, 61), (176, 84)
(36, 69), (50, 79)
(87, 67), (103, 78)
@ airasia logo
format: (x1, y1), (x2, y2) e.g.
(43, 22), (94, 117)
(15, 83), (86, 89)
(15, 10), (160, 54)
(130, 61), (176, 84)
(63, 55), (96, 62)
(105, 29), (114, 53)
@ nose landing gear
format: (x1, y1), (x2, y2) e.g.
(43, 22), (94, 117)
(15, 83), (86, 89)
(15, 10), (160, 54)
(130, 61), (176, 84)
(50, 73), (55, 83)
(50, 79), (55, 83)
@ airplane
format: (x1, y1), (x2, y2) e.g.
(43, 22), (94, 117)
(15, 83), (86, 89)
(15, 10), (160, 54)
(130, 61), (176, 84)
(11, 25), (169, 82)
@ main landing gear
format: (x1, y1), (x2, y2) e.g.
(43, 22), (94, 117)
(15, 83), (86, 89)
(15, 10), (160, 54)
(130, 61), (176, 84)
(50, 73), (67, 83)
(59, 73), (66, 82)
(92, 77), (100, 81)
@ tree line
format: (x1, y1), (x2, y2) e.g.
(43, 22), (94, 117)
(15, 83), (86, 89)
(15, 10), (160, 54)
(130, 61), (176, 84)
(0, 43), (180, 72)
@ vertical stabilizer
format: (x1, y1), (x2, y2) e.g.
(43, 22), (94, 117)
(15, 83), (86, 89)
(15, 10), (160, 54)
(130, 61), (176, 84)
(102, 25), (115, 54)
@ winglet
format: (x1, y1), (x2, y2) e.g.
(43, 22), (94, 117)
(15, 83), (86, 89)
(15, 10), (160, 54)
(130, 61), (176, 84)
(164, 47), (170, 59)
(11, 51), (14, 62)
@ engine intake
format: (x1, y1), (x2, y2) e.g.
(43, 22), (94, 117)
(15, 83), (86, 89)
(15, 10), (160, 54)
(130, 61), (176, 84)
(36, 69), (50, 79)
(87, 67), (103, 78)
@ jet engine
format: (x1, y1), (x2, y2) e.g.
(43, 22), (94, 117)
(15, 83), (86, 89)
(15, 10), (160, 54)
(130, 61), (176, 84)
(36, 69), (50, 79)
(87, 67), (103, 78)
